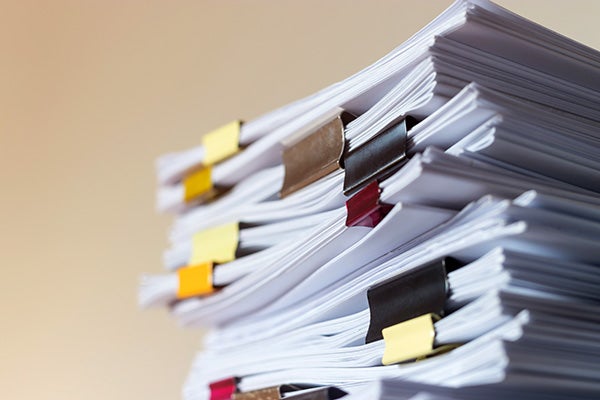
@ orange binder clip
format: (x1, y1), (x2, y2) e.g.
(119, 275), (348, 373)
(176, 262), (215, 299)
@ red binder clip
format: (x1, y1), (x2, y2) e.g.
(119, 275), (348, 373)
(345, 181), (393, 228)
(209, 377), (237, 400)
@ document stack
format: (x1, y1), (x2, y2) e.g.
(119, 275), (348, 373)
(140, 0), (600, 399)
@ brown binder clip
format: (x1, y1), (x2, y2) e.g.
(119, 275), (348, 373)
(280, 111), (355, 198)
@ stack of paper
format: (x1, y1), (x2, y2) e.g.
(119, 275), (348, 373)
(140, 1), (600, 399)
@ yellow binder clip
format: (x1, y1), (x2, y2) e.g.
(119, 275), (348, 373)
(183, 166), (213, 203)
(189, 222), (239, 265)
(382, 313), (439, 365)
(182, 120), (242, 202)
(202, 120), (242, 166)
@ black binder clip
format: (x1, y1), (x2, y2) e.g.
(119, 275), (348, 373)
(232, 384), (346, 400)
(365, 257), (461, 343)
(343, 116), (418, 196)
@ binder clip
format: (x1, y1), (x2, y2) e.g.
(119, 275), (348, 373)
(365, 257), (460, 343)
(232, 384), (346, 400)
(183, 166), (214, 202)
(283, 386), (347, 400)
(176, 262), (215, 299)
(182, 166), (230, 204)
(232, 385), (285, 400)
(183, 120), (243, 203)
(345, 181), (393, 228)
(203, 120), (243, 166)
(280, 110), (355, 198)
(343, 116), (418, 196)
(209, 377), (239, 400)
(189, 222), (240, 265)
(381, 312), (460, 365)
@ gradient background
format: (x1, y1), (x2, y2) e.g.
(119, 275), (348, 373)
(1, 1), (599, 399)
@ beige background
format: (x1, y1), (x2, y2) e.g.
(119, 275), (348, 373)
(1, 1), (599, 399)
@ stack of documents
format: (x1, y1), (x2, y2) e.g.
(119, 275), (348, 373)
(140, 0), (600, 399)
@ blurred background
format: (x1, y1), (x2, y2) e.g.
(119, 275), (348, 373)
(1, 1), (599, 399)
